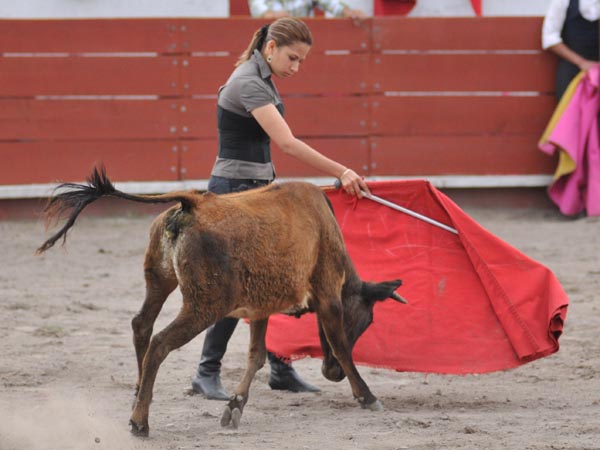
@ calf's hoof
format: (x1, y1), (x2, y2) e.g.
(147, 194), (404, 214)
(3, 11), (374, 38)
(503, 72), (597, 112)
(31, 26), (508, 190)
(221, 405), (242, 429)
(221, 394), (245, 428)
(129, 419), (149, 437)
(361, 398), (383, 412)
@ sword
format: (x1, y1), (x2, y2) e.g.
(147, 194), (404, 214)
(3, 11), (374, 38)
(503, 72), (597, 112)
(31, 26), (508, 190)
(332, 180), (458, 235)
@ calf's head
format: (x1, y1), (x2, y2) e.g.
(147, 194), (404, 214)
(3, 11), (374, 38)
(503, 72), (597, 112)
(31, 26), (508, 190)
(320, 279), (406, 382)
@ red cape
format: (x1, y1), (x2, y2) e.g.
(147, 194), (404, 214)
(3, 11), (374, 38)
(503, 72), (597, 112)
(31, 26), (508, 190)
(266, 180), (568, 374)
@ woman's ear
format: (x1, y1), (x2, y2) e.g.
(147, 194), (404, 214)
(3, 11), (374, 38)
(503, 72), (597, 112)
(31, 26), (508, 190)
(265, 39), (276, 56)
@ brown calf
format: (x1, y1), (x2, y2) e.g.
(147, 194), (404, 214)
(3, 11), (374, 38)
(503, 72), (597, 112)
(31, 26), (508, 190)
(37, 167), (406, 436)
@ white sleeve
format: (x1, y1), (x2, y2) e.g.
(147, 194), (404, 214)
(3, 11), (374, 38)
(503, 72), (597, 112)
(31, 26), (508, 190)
(580, 0), (600, 21)
(541, 0), (569, 49)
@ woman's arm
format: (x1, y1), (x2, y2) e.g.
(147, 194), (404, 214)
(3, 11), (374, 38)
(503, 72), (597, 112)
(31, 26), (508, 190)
(252, 103), (370, 197)
(547, 42), (598, 71)
(542, 0), (597, 71)
(541, 0), (568, 50)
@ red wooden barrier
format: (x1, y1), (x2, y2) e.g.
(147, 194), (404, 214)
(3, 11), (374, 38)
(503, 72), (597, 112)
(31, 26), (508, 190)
(0, 17), (556, 189)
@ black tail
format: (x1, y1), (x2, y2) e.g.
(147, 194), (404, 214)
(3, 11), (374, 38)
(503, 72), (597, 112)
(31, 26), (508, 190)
(37, 165), (197, 254)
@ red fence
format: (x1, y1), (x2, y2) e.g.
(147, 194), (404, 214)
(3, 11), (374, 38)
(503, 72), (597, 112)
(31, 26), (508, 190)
(0, 17), (557, 187)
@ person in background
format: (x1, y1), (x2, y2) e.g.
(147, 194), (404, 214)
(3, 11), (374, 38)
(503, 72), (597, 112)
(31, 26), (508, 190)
(542, 0), (599, 100)
(406, 0), (476, 17)
(191, 17), (369, 400)
(249, 0), (368, 19)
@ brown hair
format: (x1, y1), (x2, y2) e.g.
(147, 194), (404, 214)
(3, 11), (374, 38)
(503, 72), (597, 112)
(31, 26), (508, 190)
(236, 18), (313, 67)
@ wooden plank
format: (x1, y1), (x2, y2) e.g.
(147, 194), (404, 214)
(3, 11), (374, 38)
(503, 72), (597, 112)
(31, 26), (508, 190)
(372, 17), (545, 50)
(0, 141), (180, 184)
(183, 18), (371, 53)
(0, 99), (183, 140)
(185, 53), (371, 95)
(180, 137), (370, 179)
(0, 19), (181, 53)
(371, 53), (557, 92)
(0, 18), (370, 54)
(370, 136), (556, 176)
(371, 95), (556, 136)
(0, 56), (180, 96)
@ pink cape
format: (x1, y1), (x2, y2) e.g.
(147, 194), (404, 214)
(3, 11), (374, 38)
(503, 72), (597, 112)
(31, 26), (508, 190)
(266, 180), (568, 374)
(539, 66), (600, 216)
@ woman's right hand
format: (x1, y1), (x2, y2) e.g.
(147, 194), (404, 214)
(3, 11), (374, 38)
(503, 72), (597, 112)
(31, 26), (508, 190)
(579, 59), (598, 72)
(339, 168), (370, 198)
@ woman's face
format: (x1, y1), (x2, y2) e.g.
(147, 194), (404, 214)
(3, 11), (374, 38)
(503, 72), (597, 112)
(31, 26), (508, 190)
(265, 41), (311, 78)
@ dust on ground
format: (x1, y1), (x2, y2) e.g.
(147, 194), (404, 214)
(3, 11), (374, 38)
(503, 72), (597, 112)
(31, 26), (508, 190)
(1, 204), (599, 450)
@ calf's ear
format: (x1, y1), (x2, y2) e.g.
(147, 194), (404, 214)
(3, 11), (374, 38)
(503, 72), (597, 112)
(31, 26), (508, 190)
(360, 279), (407, 304)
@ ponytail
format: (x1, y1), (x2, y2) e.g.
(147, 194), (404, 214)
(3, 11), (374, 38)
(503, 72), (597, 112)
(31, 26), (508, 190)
(235, 18), (313, 67)
(236, 24), (270, 67)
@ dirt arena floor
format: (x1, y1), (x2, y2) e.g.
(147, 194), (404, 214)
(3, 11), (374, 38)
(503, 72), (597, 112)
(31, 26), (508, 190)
(1, 197), (599, 450)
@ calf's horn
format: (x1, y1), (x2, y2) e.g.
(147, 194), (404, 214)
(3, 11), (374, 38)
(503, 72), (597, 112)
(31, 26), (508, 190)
(391, 292), (408, 304)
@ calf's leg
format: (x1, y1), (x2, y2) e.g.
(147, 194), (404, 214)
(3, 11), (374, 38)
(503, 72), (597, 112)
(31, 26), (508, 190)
(131, 267), (177, 394)
(129, 304), (213, 437)
(315, 298), (382, 411)
(221, 318), (268, 429)
(317, 319), (346, 382)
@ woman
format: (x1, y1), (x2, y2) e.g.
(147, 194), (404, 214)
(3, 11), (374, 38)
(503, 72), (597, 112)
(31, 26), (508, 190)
(542, 0), (599, 100)
(191, 18), (369, 400)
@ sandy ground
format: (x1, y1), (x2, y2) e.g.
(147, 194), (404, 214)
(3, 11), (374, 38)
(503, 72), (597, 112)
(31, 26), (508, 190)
(1, 200), (599, 450)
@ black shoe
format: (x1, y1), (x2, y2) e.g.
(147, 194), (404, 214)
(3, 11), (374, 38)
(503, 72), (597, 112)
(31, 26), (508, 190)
(268, 353), (320, 393)
(191, 373), (229, 400)
(192, 318), (239, 401)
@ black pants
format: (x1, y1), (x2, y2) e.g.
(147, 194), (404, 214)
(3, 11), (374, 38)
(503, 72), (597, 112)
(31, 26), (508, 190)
(197, 175), (270, 375)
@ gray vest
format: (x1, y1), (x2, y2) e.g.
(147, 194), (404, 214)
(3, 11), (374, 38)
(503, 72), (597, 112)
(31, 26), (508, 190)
(211, 50), (283, 180)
